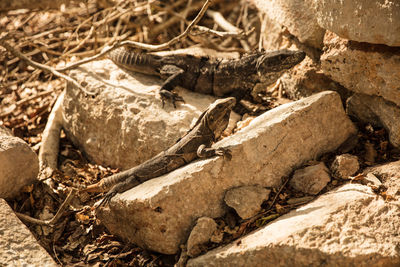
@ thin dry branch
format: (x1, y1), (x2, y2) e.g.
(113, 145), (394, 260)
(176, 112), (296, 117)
(192, 25), (255, 39)
(56, 0), (213, 72)
(0, 39), (96, 96)
(0, 89), (54, 119)
(207, 9), (251, 51)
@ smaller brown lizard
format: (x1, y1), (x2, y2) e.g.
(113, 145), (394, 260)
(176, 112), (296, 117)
(82, 97), (236, 206)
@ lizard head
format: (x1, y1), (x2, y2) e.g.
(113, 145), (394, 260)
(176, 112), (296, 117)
(256, 50), (306, 82)
(204, 97), (236, 140)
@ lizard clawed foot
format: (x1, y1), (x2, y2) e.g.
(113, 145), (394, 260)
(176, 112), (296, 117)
(215, 147), (232, 160)
(97, 191), (117, 208)
(197, 145), (233, 160)
(160, 90), (185, 108)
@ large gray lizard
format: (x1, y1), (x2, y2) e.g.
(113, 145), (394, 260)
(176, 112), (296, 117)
(83, 97), (236, 206)
(109, 47), (306, 107)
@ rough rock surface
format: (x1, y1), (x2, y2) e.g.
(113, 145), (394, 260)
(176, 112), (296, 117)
(321, 31), (400, 106)
(0, 126), (39, 199)
(252, 0), (325, 48)
(290, 162), (331, 195)
(188, 183), (400, 267)
(281, 57), (350, 101)
(97, 91), (356, 254)
(364, 160), (400, 197)
(313, 0), (400, 46)
(63, 58), (217, 169)
(0, 198), (57, 266)
(362, 173), (383, 188)
(330, 154), (360, 179)
(187, 217), (217, 257)
(347, 93), (400, 148)
(224, 185), (271, 219)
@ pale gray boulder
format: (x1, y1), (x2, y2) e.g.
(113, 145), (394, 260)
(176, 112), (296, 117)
(97, 91), (356, 254)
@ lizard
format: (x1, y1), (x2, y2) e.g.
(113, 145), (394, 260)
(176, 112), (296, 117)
(109, 47), (306, 107)
(82, 97), (236, 206)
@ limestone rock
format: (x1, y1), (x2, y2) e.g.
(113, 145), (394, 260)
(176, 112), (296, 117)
(63, 58), (217, 169)
(330, 154), (360, 179)
(0, 198), (57, 266)
(361, 173), (383, 188)
(321, 31), (400, 106)
(188, 183), (400, 267)
(281, 56), (350, 101)
(97, 91), (356, 254)
(0, 126), (39, 199)
(364, 160), (400, 197)
(252, 0), (325, 48)
(224, 185), (271, 220)
(313, 0), (400, 46)
(347, 93), (400, 148)
(256, 13), (288, 51)
(290, 162), (331, 195)
(187, 217), (217, 257)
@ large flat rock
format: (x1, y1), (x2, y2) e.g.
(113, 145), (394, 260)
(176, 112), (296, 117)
(97, 91), (356, 254)
(313, 0), (400, 46)
(0, 198), (57, 266)
(63, 58), (217, 169)
(0, 125), (39, 199)
(321, 31), (400, 106)
(188, 183), (400, 267)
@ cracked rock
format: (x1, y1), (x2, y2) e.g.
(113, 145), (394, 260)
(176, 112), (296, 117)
(224, 185), (271, 220)
(290, 162), (331, 195)
(321, 31), (400, 107)
(330, 154), (359, 179)
(187, 217), (217, 257)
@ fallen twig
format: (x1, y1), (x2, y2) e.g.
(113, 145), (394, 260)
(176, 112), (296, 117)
(56, 0), (213, 72)
(192, 25), (255, 39)
(0, 89), (54, 119)
(0, 39), (96, 96)
(206, 9), (250, 51)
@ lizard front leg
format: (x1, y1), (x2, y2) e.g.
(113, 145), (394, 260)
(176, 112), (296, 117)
(98, 175), (140, 207)
(159, 65), (186, 108)
(197, 144), (232, 160)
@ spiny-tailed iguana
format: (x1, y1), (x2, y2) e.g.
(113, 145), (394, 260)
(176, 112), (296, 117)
(109, 47), (306, 107)
(83, 97), (236, 206)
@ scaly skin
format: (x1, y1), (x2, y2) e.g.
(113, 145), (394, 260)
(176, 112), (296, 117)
(83, 97), (236, 206)
(109, 48), (306, 107)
